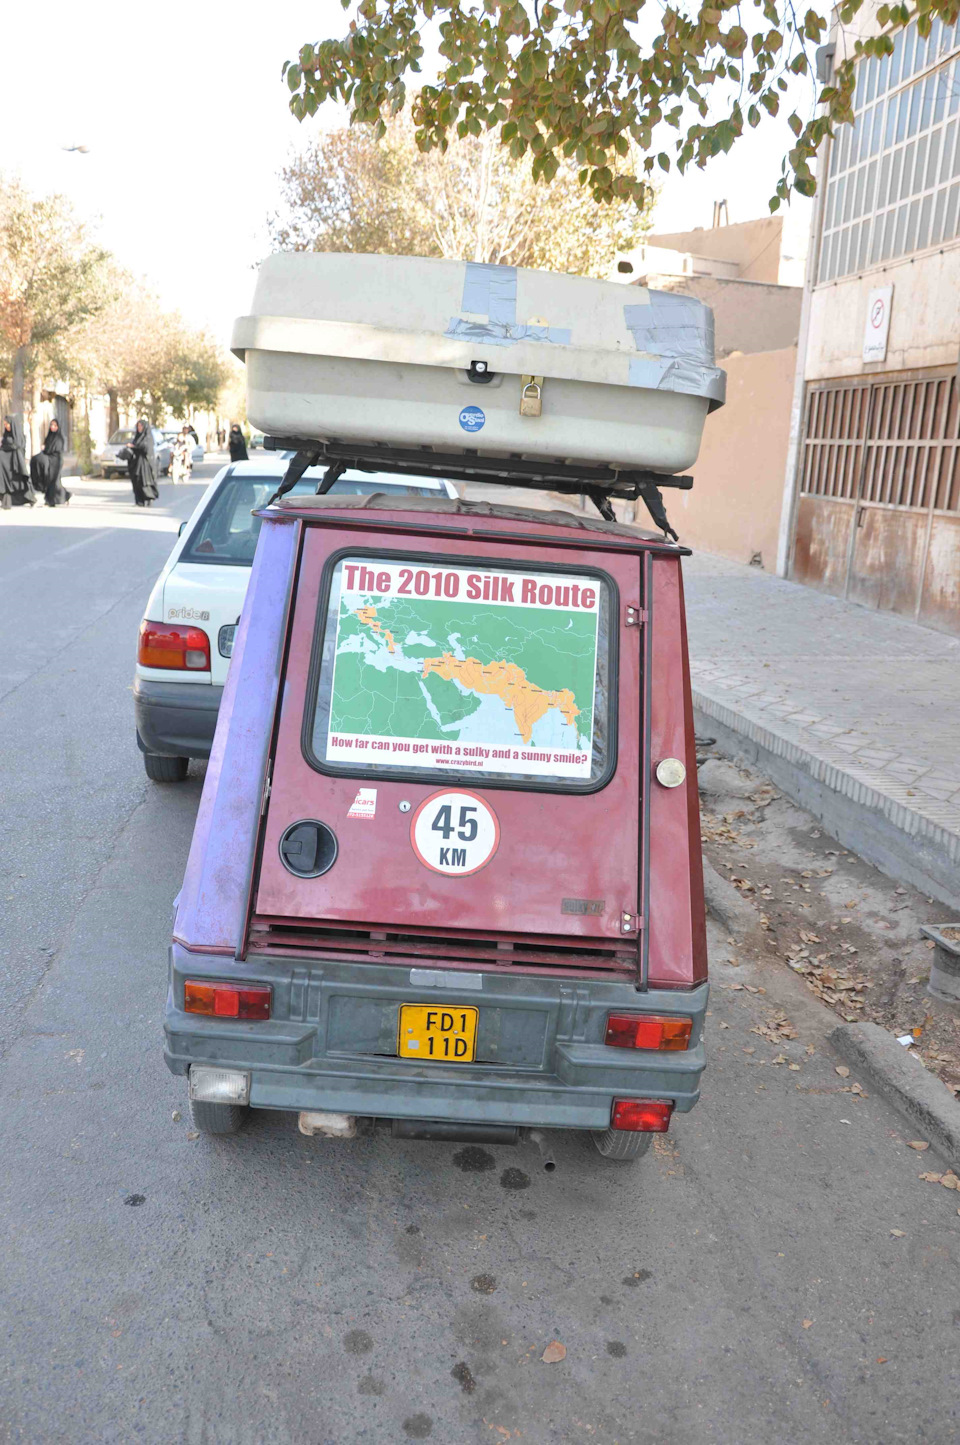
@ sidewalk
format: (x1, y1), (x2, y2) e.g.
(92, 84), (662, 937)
(683, 552), (960, 911)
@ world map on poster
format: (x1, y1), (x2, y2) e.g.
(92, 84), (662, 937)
(322, 559), (601, 780)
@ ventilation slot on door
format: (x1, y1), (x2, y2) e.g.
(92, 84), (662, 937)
(247, 919), (638, 978)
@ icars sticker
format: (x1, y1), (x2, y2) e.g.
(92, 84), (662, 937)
(347, 787), (377, 820)
(410, 790), (499, 876)
(458, 405), (485, 433)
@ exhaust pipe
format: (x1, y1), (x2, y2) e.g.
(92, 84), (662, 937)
(527, 1129), (557, 1172)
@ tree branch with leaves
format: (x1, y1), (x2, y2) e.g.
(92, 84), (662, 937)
(284, 0), (960, 213)
(0, 178), (113, 412)
(270, 111), (653, 274)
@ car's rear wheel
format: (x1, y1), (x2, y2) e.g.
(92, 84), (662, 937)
(189, 1096), (248, 1136)
(143, 751), (189, 782)
(590, 1129), (653, 1162)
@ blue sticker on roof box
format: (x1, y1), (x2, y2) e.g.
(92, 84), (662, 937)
(459, 405), (486, 433)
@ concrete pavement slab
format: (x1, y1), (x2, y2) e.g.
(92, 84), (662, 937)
(684, 551), (960, 909)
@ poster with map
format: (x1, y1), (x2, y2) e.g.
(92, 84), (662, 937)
(321, 557), (602, 780)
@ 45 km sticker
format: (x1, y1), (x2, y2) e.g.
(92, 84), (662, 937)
(410, 790), (500, 876)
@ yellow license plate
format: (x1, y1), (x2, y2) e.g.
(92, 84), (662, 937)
(398, 1004), (479, 1063)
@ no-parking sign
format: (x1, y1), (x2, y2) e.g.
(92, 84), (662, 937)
(862, 285), (893, 363)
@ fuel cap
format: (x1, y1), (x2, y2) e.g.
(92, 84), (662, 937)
(278, 820), (339, 878)
(655, 757), (686, 788)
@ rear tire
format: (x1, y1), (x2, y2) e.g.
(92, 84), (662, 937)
(143, 751), (189, 782)
(590, 1129), (653, 1162)
(189, 1096), (248, 1136)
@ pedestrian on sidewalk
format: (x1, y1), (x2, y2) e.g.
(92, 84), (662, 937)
(127, 419), (159, 507)
(32, 420), (71, 507)
(228, 423), (248, 462)
(0, 415), (35, 510)
(170, 425), (193, 485)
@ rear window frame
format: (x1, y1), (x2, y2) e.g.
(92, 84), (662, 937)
(179, 471), (452, 568)
(299, 545), (620, 796)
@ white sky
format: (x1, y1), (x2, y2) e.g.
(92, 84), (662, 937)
(3, 0), (814, 345)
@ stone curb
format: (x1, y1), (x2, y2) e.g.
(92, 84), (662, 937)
(830, 1021), (960, 1169)
(692, 693), (960, 912)
(701, 855), (763, 941)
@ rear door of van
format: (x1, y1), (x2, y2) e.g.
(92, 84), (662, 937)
(254, 521), (642, 950)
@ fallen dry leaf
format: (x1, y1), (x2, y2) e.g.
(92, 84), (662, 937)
(876, 1357), (888, 1364)
(802, 1320), (813, 1329)
(907, 1140), (930, 1151)
(919, 1171), (943, 1183)
(941, 1173), (960, 1190)
(186, 1131), (200, 1142)
(890, 1229), (906, 1238)
(835, 1066), (850, 1078)
(541, 1341), (566, 1364)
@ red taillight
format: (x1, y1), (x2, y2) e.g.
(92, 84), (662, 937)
(604, 1013), (692, 1051)
(184, 981), (271, 1020)
(138, 620), (211, 670)
(611, 1099), (674, 1132)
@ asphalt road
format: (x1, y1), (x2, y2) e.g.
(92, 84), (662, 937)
(1, 469), (958, 1444)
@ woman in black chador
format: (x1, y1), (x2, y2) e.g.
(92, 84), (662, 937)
(228, 423), (248, 462)
(32, 419), (70, 507)
(0, 415), (34, 509)
(128, 419), (159, 507)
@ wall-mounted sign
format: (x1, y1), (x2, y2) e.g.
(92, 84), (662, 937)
(863, 285), (893, 363)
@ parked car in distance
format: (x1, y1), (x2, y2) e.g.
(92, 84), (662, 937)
(161, 429), (205, 466)
(99, 427), (172, 479)
(133, 459), (460, 781)
(249, 432), (265, 449)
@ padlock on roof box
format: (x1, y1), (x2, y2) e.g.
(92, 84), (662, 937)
(231, 254), (726, 474)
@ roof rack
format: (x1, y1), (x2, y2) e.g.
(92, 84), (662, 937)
(262, 435), (691, 535)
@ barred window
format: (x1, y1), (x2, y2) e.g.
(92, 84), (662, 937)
(799, 372), (960, 512)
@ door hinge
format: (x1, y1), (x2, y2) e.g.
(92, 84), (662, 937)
(260, 762), (273, 817)
(625, 605), (647, 627)
(620, 910), (641, 934)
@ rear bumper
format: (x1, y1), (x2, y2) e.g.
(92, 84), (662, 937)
(134, 677), (223, 759)
(164, 947), (708, 1130)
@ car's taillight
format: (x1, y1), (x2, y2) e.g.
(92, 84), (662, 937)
(604, 1013), (692, 1051)
(138, 620), (211, 670)
(184, 981), (271, 1020)
(611, 1099), (674, 1132)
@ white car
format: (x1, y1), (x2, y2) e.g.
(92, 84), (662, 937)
(133, 458), (459, 780)
(99, 426), (172, 479)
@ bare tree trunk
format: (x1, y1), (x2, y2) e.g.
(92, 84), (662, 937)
(107, 388), (119, 438)
(28, 380), (42, 455)
(12, 345), (28, 416)
(474, 137), (494, 263)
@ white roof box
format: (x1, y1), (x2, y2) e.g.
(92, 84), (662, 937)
(232, 254), (725, 474)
